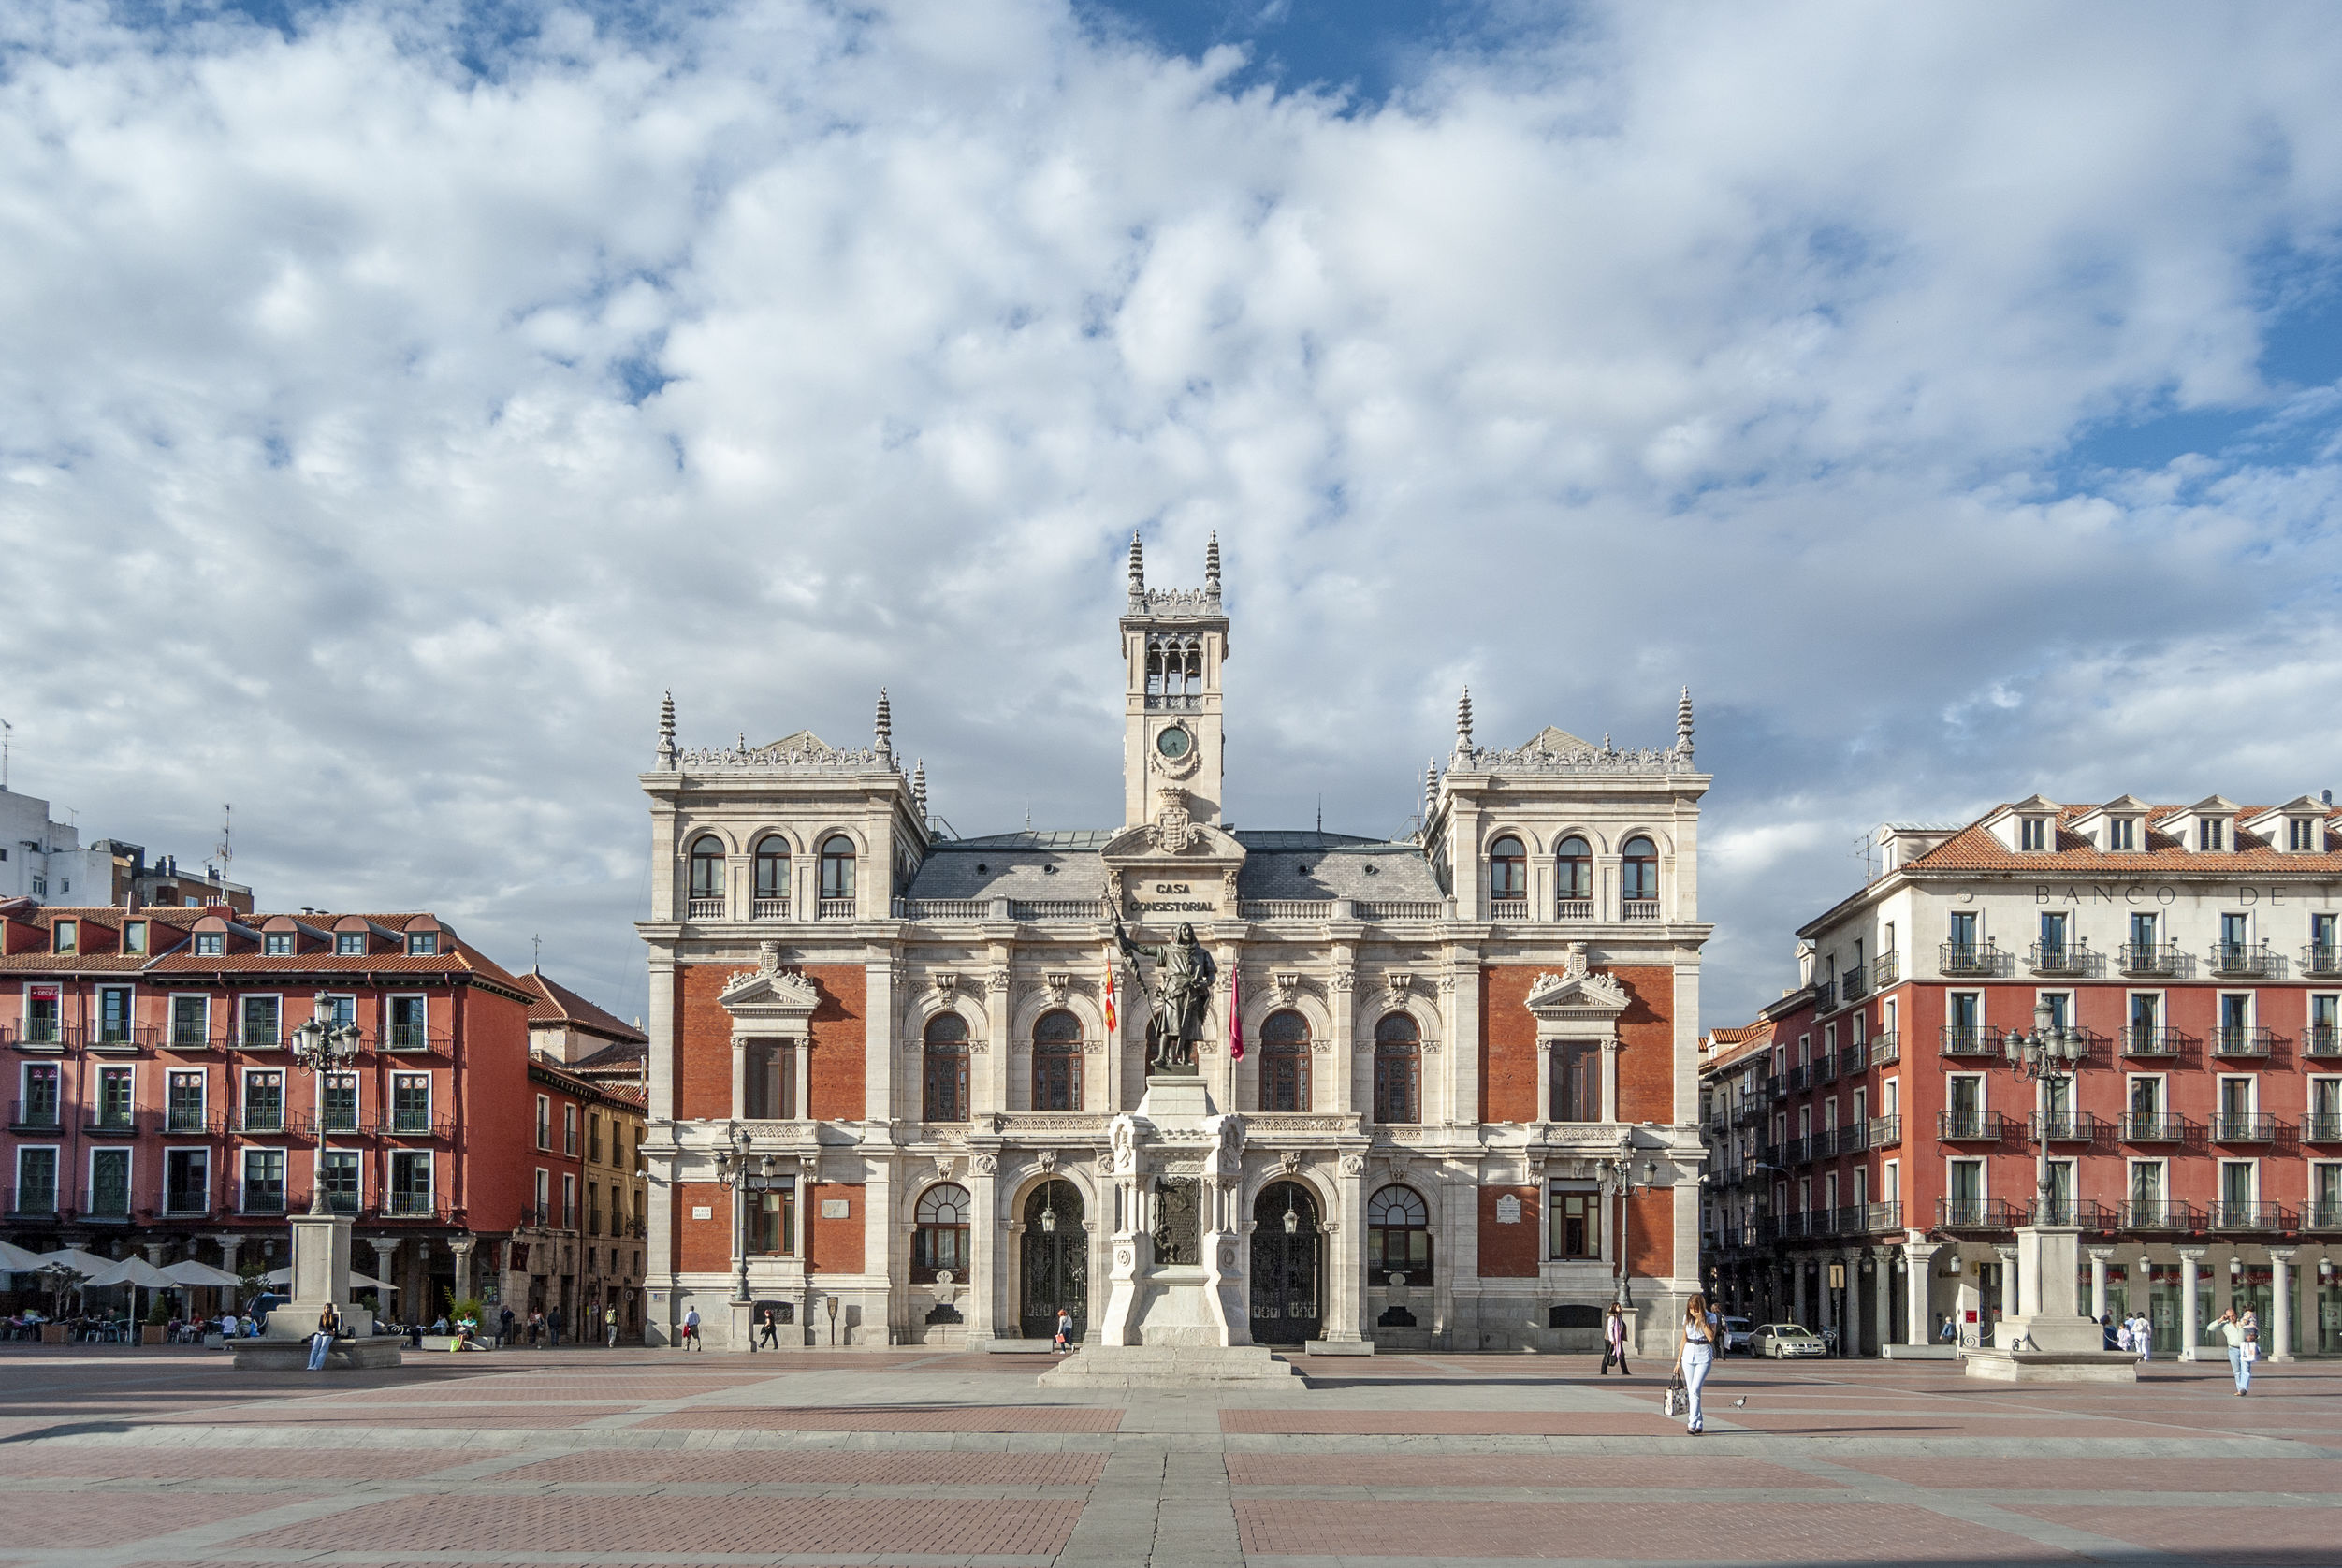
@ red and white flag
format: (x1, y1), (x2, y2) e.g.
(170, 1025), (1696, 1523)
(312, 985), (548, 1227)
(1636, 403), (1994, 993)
(1229, 966), (1244, 1061)
(1102, 949), (1118, 1034)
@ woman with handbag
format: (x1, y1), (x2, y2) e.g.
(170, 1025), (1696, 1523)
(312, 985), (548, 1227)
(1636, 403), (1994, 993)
(1678, 1293), (1722, 1434)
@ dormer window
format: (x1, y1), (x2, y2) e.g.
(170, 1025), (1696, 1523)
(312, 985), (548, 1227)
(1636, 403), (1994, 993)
(264, 933), (295, 956)
(194, 933), (224, 956)
(52, 921), (77, 954)
(337, 933), (365, 955)
(2199, 819), (2226, 850)
(2289, 817), (2320, 851)
(124, 922), (148, 954)
(407, 932), (438, 956)
(2019, 818), (2048, 851)
(2107, 818), (2137, 851)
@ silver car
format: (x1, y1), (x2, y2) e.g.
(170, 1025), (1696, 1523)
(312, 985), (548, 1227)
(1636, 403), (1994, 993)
(1753, 1322), (1828, 1358)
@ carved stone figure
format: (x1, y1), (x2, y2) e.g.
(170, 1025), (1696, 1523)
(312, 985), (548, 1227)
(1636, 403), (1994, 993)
(1113, 913), (1217, 1076)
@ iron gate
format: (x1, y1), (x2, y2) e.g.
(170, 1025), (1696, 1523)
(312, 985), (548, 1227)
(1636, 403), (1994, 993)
(1249, 1181), (1322, 1344)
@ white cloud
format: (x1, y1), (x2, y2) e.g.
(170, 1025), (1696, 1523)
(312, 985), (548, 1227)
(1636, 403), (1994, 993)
(3, 0), (2342, 1025)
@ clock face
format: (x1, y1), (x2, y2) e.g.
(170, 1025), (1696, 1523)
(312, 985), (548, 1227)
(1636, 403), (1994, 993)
(1156, 725), (1192, 760)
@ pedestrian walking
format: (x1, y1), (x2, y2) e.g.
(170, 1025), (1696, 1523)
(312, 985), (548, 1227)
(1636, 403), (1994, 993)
(547, 1306), (562, 1348)
(2131, 1310), (2153, 1363)
(1680, 1292), (1722, 1435)
(1053, 1306), (1073, 1353)
(604, 1305), (620, 1349)
(681, 1306), (702, 1350)
(527, 1309), (545, 1348)
(2213, 1307), (2252, 1395)
(499, 1305), (516, 1347)
(1600, 1303), (1631, 1375)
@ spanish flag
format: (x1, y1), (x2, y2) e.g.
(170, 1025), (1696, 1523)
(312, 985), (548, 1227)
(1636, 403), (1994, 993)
(1229, 966), (1244, 1061)
(1103, 951), (1117, 1034)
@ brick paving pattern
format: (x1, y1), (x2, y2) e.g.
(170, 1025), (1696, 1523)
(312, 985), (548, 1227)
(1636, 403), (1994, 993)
(6, 1346), (2342, 1565)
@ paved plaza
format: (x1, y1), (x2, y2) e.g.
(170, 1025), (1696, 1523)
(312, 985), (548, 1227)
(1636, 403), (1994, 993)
(0, 1346), (2336, 1567)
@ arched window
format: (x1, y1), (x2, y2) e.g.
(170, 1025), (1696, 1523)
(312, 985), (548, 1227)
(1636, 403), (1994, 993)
(1372, 1013), (1420, 1125)
(1489, 835), (1527, 903)
(1557, 835), (1593, 904)
(1622, 835), (1658, 903)
(911, 1183), (970, 1282)
(1032, 1009), (1083, 1111)
(753, 836), (791, 903)
(688, 835), (725, 901)
(923, 1012), (969, 1123)
(1260, 1009), (1311, 1112)
(1367, 1185), (1431, 1285)
(819, 835), (856, 902)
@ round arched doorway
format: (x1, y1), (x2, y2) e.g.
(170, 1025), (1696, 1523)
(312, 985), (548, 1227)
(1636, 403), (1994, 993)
(1249, 1180), (1322, 1344)
(1018, 1179), (1087, 1342)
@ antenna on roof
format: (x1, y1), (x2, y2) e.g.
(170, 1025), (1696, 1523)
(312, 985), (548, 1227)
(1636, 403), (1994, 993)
(214, 805), (232, 896)
(0, 716), (11, 791)
(532, 933), (542, 971)
(1316, 793), (1322, 833)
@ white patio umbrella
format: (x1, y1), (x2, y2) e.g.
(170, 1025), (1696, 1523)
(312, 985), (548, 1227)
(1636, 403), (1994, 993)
(162, 1258), (243, 1289)
(36, 1247), (115, 1275)
(258, 1267), (400, 1294)
(82, 1256), (177, 1336)
(0, 1238), (43, 1272)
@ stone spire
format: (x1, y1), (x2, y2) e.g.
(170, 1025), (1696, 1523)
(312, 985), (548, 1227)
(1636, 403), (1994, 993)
(1676, 686), (1694, 758)
(656, 690), (676, 769)
(1454, 687), (1474, 754)
(1204, 531), (1221, 599)
(1127, 530), (1145, 607)
(874, 687), (893, 760)
(911, 758), (928, 820)
(1423, 757), (1438, 822)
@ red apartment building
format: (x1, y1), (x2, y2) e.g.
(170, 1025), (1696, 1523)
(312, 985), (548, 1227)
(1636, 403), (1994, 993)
(1705, 796), (2342, 1362)
(1, 898), (540, 1317)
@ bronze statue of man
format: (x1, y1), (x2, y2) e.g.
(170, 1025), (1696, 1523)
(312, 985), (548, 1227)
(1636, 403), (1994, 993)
(1113, 915), (1216, 1076)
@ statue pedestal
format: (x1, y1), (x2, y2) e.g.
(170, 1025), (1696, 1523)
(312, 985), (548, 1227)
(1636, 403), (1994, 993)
(233, 1212), (401, 1371)
(1040, 1079), (1299, 1388)
(1963, 1226), (2134, 1384)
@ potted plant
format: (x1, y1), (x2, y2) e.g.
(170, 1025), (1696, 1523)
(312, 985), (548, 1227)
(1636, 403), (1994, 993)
(141, 1295), (171, 1345)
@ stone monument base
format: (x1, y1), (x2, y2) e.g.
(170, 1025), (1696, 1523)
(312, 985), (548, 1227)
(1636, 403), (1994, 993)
(1961, 1346), (2138, 1384)
(1037, 1343), (1301, 1388)
(233, 1336), (405, 1372)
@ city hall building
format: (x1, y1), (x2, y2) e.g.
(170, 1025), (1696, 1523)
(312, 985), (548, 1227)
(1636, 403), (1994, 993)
(637, 538), (1711, 1351)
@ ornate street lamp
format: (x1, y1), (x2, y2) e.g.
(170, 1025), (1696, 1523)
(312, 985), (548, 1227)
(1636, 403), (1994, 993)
(1601, 1147), (1662, 1307)
(2004, 998), (2088, 1220)
(288, 994), (364, 1214)
(711, 1124), (757, 1304)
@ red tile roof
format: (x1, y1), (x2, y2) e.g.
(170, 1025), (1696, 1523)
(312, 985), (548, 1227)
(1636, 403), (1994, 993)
(511, 970), (647, 1044)
(1903, 803), (2342, 875)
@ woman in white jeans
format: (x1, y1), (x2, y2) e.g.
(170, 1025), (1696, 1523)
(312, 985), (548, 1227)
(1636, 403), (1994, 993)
(1680, 1293), (1721, 1435)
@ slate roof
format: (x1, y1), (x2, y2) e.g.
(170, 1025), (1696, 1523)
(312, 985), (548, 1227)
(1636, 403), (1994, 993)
(904, 826), (1442, 904)
(906, 841), (1112, 901)
(1231, 832), (1442, 901)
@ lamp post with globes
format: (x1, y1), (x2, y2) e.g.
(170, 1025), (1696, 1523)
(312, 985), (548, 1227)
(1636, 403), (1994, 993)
(2004, 998), (2089, 1225)
(1600, 1146), (1663, 1309)
(710, 1124), (771, 1307)
(289, 994), (365, 1216)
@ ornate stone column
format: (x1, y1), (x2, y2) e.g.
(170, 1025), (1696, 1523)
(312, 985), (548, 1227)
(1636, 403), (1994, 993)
(451, 1238), (476, 1304)
(2178, 1247), (2204, 1361)
(965, 1152), (999, 1342)
(1902, 1240), (1938, 1345)
(1870, 1247), (1893, 1353)
(2270, 1247), (2296, 1362)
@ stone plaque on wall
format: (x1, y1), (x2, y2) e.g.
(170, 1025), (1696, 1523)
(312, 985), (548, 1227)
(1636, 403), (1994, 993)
(1152, 1176), (1200, 1265)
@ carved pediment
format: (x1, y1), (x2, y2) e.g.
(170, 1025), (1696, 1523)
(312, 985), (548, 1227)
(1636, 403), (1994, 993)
(1098, 820), (1246, 865)
(1523, 968), (1630, 1017)
(720, 964), (821, 1035)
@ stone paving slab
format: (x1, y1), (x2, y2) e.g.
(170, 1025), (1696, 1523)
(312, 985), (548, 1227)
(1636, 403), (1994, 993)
(7, 1348), (2342, 1566)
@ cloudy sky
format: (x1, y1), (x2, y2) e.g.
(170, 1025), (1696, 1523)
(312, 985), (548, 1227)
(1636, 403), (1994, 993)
(6, 1), (2342, 1030)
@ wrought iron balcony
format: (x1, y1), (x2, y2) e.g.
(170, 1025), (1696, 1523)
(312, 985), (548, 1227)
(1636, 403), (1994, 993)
(2209, 940), (2277, 978)
(1810, 979), (1835, 1011)
(2029, 1112), (2103, 1144)
(2211, 1026), (2275, 1059)
(2028, 941), (2097, 977)
(0, 1023), (77, 1049)
(1840, 1044), (1867, 1078)
(1937, 1111), (2009, 1142)
(1940, 941), (2004, 977)
(1939, 1025), (1999, 1058)
(84, 1110), (146, 1136)
(164, 1108), (224, 1135)
(7, 1099), (62, 1133)
(371, 1113), (456, 1140)
(2210, 1113), (2280, 1143)
(1840, 967), (1869, 1002)
(1935, 1198), (2018, 1231)
(1733, 1100), (1767, 1128)
(2306, 1026), (2342, 1060)
(1765, 1073), (1787, 1100)
(2306, 1201), (2342, 1232)
(1787, 1063), (1813, 1093)
(1869, 1031), (1900, 1067)
(381, 1025), (451, 1053)
(1869, 1113), (1901, 1148)
(2123, 1200), (2194, 1230)
(1816, 1052), (1840, 1084)
(1871, 951), (1900, 989)
(1859, 1201), (1902, 1233)
(2206, 1201), (2291, 1231)
(89, 1024), (160, 1052)
(2306, 1114), (2342, 1145)
(2119, 1027), (2185, 1059)
(2118, 1113), (2190, 1142)
(1838, 1121), (1869, 1154)
(2118, 941), (2182, 977)
(2303, 944), (2342, 978)
(1783, 1135), (1812, 1165)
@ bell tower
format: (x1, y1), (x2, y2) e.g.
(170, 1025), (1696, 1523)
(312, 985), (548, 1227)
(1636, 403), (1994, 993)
(1121, 532), (1229, 829)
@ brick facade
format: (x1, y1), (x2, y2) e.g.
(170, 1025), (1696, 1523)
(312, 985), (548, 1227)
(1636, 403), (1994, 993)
(1476, 1185), (1540, 1276)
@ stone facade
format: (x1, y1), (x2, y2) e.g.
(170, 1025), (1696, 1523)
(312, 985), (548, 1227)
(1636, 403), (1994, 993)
(637, 537), (1712, 1352)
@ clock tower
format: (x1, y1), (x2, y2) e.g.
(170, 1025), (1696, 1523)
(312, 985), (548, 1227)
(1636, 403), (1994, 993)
(1121, 531), (1229, 829)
